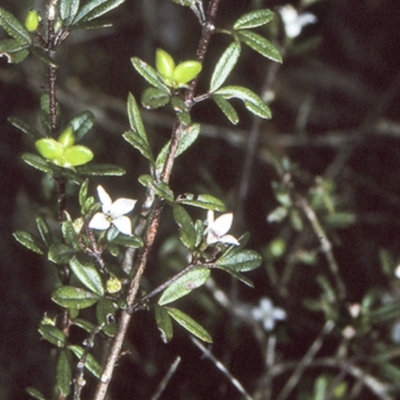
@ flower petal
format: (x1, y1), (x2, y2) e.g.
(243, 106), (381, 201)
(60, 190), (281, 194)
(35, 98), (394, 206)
(97, 185), (112, 212)
(109, 198), (137, 219)
(112, 216), (132, 236)
(220, 234), (240, 246)
(89, 213), (111, 230)
(211, 213), (233, 237)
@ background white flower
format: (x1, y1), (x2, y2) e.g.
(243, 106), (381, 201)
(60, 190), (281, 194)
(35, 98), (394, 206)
(279, 5), (317, 38)
(252, 297), (286, 331)
(89, 185), (137, 236)
(206, 210), (239, 246)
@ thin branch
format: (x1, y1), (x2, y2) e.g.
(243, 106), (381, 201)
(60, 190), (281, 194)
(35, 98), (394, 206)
(191, 337), (254, 400)
(150, 356), (182, 400)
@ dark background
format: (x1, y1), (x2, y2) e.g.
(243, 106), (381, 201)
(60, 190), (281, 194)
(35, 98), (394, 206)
(1, 0), (400, 399)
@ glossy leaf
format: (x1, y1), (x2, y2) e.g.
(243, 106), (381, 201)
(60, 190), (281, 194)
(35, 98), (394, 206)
(73, 0), (125, 23)
(217, 249), (262, 272)
(141, 87), (170, 109)
(68, 345), (102, 378)
(167, 307), (212, 343)
(0, 7), (31, 44)
(36, 217), (52, 247)
(215, 85), (271, 119)
(52, 286), (100, 309)
(96, 298), (118, 337)
(125, 93), (153, 161)
(48, 244), (75, 265)
(172, 60), (202, 86)
(233, 9), (274, 30)
(131, 57), (169, 91)
(156, 48), (175, 79)
(210, 41), (241, 92)
(8, 116), (42, 139)
(176, 193), (226, 212)
(26, 387), (46, 400)
(35, 139), (63, 161)
(173, 204), (196, 249)
(39, 324), (66, 347)
(70, 111), (95, 142)
(109, 234), (144, 248)
(155, 305), (173, 343)
(21, 153), (58, 175)
(0, 38), (29, 63)
(25, 10), (40, 32)
(62, 145), (94, 167)
(73, 318), (96, 333)
(62, 220), (80, 250)
(60, 0), (80, 25)
(213, 264), (254, 287)
(58, 126), (75, 148)
(237, 30), (282, 63)
(138, 174), (174, 202)
(171, 96), (191, 125)
(79, 179), (89, 208)
(155, 123), (200, 170)
(56, 349), (72, 397)
(69, 255), (104, 296)
(159, 268), (210, 306)
(212, 95), (239, 125)
(13, 230), (44, 254)
(30, 46), (57, 67)
(76, 163), (125, 176)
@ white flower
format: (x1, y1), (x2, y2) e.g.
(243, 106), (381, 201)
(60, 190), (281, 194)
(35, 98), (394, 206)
(206, 210), (239, 246)
(252, 297), (286, 331)
(89, 185), (137, 236)
(279, 5), (317, 38)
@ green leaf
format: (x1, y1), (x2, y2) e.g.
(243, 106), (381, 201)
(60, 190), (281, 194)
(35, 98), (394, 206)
(36, 216), (53, 247)
(167, 307), (213, 343)
(73, 0), (125, 23)
(0, 7), (31, 45)
(138, 174), (174, 202)
(155, 123), (200, 170)
(68, 345), (102, 378)
(70, 111), (95, 142)
(60, 0), (80, 25)
(96, 298), (118, 337)
(22, 153), (59, 175)
(176, 193), (226, 212)
(39, 324), (67, 347)
(171, 96), (191, 125)
(0, 38), (29, 63)
(210, 41), (241, 92)
(131, 57), (170, 91)
(233, 9), (275, 30)
(109, 234), (144, 248)
(217, 249), (262, 272)
(62, 220), (80, 250)
(13, 230), (44, 254)
(62, 145), (93, 167)
(69, 255), (104, 296)
(52, 286), (100, 309)
(56, 349), (72, 397)
(48, 244), (75, 265)
(79, 179), (89, 208)
(141, 87), (170, 109)
(215, 85), (271, 119)
(159, 268), (210, 306)
(156, 48), (175, 79)
(35, 139), (63, 161)
(173, 205), (196, 249)
(213, 264), (254, 287)
(76, 163), (126, 176)
(73, 318), (96, 333)
(26, 387), (46, 400)
(237, 30), (282, 63)
(125, 93), (153, 161)
(30, 46), (58, 67)
(212, 95), (239, 125)
(8, 116), (42, 139)
(172, 60), (202, 86)
(155, 305), (173, 343)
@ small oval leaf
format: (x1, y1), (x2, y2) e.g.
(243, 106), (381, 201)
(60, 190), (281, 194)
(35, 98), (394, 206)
(13, 230), (44, 254)
(52, 286), (100, 309)
(155, 305), (173, 343)
(56, 349), (72, 397)
(68, 345), (102, 378)
(69, 255), (104, 296)
(39, 324), (67, 347)
(233, 9), (275, 30)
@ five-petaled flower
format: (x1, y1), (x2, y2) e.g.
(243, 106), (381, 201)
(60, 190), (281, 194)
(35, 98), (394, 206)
(251, 297), (286, 331)
(89, 185), (137, 236)
(206, 210), (240, 246)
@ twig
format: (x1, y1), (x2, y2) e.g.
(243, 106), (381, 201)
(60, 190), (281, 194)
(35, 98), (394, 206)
(92, 2), (221, 399)
(150, 356), (182, 400)
(191, 337), (254, 400)
(276, 320), (335, 400)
